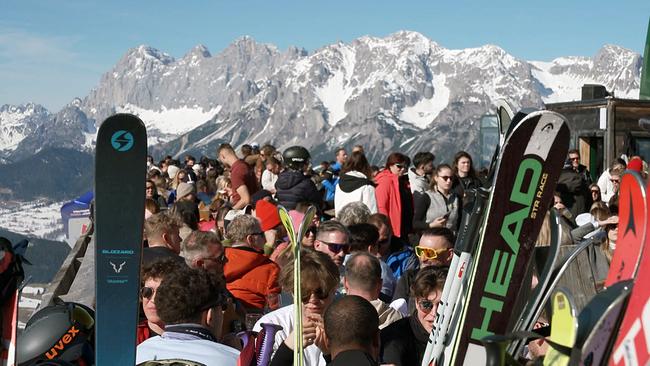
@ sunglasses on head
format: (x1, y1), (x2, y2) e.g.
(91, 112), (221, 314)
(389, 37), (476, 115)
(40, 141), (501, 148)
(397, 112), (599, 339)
(418, 299), (435, 313)
(301, 287), (330, 303)
(415, 246), (449, 260)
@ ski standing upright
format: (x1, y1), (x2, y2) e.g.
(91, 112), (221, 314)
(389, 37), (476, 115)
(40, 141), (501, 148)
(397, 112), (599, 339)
(94, 114), (147, 366)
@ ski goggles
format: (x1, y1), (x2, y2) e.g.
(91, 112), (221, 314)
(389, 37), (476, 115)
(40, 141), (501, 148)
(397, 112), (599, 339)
(414, 246), (449, 260)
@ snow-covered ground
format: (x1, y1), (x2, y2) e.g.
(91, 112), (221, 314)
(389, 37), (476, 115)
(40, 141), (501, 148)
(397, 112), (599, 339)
(0, 200), (65, 241)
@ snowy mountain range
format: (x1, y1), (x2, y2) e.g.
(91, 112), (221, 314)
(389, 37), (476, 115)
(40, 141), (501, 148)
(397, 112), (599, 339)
(0, 31), (643, 171)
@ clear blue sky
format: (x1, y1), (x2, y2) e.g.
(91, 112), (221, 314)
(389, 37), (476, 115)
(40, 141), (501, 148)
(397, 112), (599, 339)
(1, 0), (649, 111)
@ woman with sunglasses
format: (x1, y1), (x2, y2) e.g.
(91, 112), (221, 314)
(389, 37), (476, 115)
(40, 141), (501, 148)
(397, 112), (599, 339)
(375, 152), (414, 243)
(589, 183), (602, 204)
(380, 266), (446, 366)
(256, 249), (340, 366)
(413, 164), (460, 235)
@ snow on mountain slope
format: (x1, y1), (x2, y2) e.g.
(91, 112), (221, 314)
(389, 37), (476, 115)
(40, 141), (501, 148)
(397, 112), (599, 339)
(0, 104), (50, 153)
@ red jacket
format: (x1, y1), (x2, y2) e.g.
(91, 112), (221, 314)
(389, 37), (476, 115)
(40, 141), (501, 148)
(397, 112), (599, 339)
(224, 246), (281, 310)
(374, 169), (412, 238)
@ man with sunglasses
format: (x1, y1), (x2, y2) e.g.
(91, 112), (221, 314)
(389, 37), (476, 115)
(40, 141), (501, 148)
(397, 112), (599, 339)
(136, 265), (239, 365)
(392, 227), (454, 315)
(557, 149), (593, 217)
(314, 220), (350, 267)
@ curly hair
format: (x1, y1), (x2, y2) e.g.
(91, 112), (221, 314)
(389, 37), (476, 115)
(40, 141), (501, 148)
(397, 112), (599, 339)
(141, 257), (187, 283)
(155, 266), (225, 325)
(337, 202), (371, 226)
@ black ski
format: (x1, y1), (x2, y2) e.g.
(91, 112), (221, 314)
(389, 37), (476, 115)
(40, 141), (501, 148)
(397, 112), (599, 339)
(446, 111), (570, 365)
(94, 114), (147, 365)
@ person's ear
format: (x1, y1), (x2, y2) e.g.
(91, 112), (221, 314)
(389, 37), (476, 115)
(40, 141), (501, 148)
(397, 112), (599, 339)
(343, 277), (350, 292)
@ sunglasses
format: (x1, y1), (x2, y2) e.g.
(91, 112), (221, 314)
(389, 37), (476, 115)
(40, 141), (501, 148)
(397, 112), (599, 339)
(301, 288), (330, 303)
(141, 286), (156, 300)
(569, 157), (580, 161)
(319, 240), (350, 254)
(201, 252), (228, 265)
(394, 164), (406, 169)
(418, 299), (436, 313)
(591, 190), (600, 194)
(438, 176), (452, 181)
(415, 246), (449, 260)
(610, 179), (620, 183)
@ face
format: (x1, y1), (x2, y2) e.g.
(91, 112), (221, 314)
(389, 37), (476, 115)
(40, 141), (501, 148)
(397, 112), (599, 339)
(142, 277), (162, 324)
(336, 150), (348, 164)
(416, 289), (442, 333)
(591, 187), (601, 201)
(145, 182), (155, 198)
(267, 162), (280, 175)
(165, 226), (183, 254)
(301, 287), (336, 317)
(610, 175), (621, 193)
(177, 171), (188, 183)
(416, 234), (452, 267)
(248, 225), (266, 251)
(607, 219), (618, 242)
(389, 162), (407, 176)
(314, 231), (349, 266)
(435, 167), (453, 192)
(569, 153), (580, 168)
(194, 243), (227, 277)
(421, 161), (434, 175)
(457, 157), (471, 175)
(376, 224), (391, 257)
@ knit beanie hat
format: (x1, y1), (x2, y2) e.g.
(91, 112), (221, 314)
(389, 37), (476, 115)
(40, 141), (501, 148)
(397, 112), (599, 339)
(255, 200), (281, 231)
(176, 182), (196, 200)
(167, 165), (180, 180)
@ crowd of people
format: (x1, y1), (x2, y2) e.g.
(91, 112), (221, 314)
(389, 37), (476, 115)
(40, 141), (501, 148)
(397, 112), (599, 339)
(133, 142), (641, 365)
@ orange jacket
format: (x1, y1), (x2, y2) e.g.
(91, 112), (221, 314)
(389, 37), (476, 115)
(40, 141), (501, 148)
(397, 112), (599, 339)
(224, 246), (281, 310)
(374, 169), (413, 238)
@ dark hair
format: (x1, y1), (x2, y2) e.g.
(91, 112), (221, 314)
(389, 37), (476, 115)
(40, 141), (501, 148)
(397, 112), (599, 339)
(341, 151), (373, 178)
(367, 213), (392, 236)
(345, 252), (382, 292)
(420, 227), (455, 248)
(241, 144), (253, 156)
(567, 149), (580, 156)
(171, 201), (199, 231)
(141, 257), (187, 283)
(453, 151), (477, 179)
(217, 143), (235, 155)
(156, 266), (224, 325)
(384, 152), (408, 170)
(144, 198), (160, 215)
(348, 223), (380, 252)
(413, 152), (435, 169)
(410, 265), (447, 299)
(324, 295), (379, 350)
(279, 249), (339, 297)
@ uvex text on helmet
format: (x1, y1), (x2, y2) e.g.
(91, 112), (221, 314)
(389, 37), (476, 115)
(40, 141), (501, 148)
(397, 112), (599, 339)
(283, 146), (310, 170)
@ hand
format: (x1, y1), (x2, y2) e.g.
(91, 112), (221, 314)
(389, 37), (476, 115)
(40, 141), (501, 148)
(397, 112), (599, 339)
(598, 215), (619, 227)
(283, 313), (322, 350)
(430, 216), (447, 228)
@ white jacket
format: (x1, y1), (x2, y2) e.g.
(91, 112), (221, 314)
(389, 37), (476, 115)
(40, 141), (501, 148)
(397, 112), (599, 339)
(334, 171), (378, 216)
(253, 305), (327, 366)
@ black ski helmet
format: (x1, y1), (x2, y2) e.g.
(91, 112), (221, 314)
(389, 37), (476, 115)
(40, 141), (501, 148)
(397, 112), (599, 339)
(17, 302), (95, 366)
(282, 146), (310, 170)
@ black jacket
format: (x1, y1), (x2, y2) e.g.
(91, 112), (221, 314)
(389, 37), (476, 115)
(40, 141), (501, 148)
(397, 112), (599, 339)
(380, 316), (429, 366)
(275, 170), (321, 210)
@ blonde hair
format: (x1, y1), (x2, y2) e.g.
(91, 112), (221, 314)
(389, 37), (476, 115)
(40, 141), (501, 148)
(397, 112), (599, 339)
(144, 212), (182, 240)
